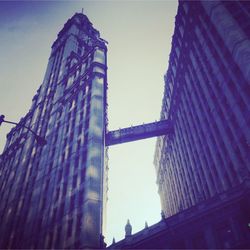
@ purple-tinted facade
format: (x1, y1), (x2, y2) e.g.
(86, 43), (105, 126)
(154, 0), (250, 217)
(110, 1), (250, 249)
(109, 189), (250, 249)
(0, 13), (108, 249)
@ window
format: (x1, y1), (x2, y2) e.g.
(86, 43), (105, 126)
(55, 187), (60, 201)
(70, 194), (75, 210)
(65, 164), (70, 178)
(63, 182), (67, 197)
(57, 169), (62, 183)
(67, 75), (74, 87)
(73, 175), (77, 189)
(55, 226), (61, 245)
(58, 201), (65, 218)
(67, 219), (73, 238)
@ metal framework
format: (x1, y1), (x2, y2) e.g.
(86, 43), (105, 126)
(106, 119), (173, 146)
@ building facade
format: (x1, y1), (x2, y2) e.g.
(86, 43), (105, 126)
(154, 0), (250, 217)
(110, 0), (250, 248)
(0, 13), (108, 249)
(109, 187), (250, 249)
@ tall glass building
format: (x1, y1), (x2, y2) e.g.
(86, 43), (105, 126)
(0, 13), (107, 249)
(154, 0), (250, 218)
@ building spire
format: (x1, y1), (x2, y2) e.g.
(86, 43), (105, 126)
(125, 219), (132, 237)
(161, 210), (165, 220)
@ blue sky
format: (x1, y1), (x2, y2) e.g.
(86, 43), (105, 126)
(0, 0), (178, 245)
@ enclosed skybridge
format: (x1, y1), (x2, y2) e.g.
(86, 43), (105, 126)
(106, 119), (173, 146)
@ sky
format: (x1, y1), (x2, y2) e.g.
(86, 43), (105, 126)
(0, 0), (178, 245)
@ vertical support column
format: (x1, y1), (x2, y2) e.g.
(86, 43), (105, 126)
(80, 46), (106, 249)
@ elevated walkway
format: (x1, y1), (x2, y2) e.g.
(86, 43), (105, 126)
(106, 119), (173, 146)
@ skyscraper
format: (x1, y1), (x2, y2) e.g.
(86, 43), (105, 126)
(154, 0), (250, 219)
(109, 1), (250, 248)
(0, 13), (107, 249)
